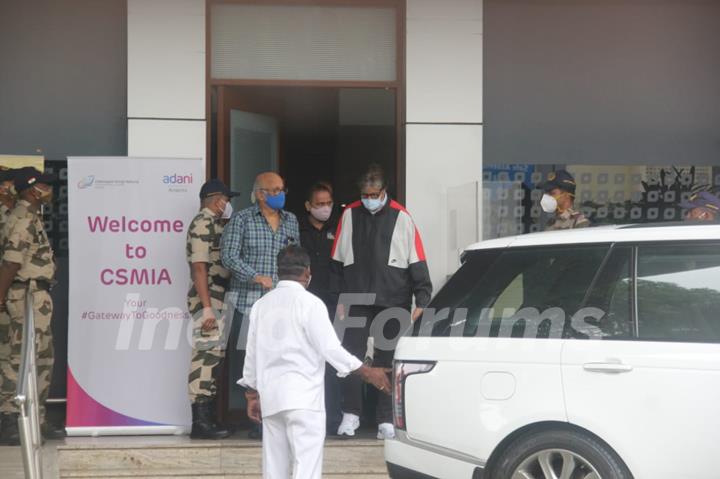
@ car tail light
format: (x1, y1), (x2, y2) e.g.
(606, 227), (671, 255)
(393, 361), (435, 430)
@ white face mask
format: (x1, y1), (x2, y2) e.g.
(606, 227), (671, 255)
(362, 192), (387, 214)
(310, 205), (332, 222)
(540, 193), (558, 213)
(221, 201), (233, 219)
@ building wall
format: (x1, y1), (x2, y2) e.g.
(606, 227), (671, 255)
(405, 0), (484, 289)
(0, 0), (127, 158)
(126, 0), (206, 162)
(484, 0), (720, 166)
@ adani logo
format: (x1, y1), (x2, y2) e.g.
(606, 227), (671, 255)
(77, 175), (95, 189)
(162, 173), (193, 184)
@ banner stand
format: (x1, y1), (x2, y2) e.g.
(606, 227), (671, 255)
(65, 426), (189, 437)
(67, 157), (203, 436)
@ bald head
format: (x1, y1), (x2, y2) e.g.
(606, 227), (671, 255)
(254, 172), (283, 192)
(253, 172), (285, 209)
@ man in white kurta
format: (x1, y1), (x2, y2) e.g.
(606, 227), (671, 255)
(238, 246), (391, 479)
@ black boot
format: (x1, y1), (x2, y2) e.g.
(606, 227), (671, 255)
(41, 422), (66, 440)
(208, 398), (235, 436)
(0, 413), (20, 446)
(190, 402), (230, 439)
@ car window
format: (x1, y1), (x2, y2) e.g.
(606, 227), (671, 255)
(637, 244), (720, 343)
(421, 245), (610, 338)
(414, 249), (499, 337)
(575, 246), (632, 340)
(491, 273), (523, 320)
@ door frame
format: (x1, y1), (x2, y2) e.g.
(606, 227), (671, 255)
(205, 0), (407, 202)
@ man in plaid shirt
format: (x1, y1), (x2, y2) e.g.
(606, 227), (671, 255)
(221, 172), (299, 438)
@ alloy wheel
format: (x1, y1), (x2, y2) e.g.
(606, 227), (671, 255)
(511, 448), (601, 479)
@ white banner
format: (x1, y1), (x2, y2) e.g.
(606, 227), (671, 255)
(67, 157), (204, 436)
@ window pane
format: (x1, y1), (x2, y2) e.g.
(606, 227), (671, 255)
(578, 246), (632, 340)
(637, 245), (720, 343)
(492, 273), (524, 319)
(424, 245), (609, 338)
(415, 249), (499, 337)
(211, 4), (396, 81)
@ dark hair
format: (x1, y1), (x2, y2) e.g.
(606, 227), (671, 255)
(277, 245), (311, 279)
(306, 181), (333, 202)
(357, 163), (387, 190)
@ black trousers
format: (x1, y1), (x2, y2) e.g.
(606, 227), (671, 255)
(320, 298), (343, 433)
(340, 304), (406, 424)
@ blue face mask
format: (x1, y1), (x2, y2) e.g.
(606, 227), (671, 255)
(362, 193), (387, 213)
(264, 191), (286, 210)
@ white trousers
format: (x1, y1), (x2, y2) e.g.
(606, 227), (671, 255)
(262, 409), (326, 479)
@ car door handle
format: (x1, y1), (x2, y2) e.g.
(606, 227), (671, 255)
(582, 362), (633, 374)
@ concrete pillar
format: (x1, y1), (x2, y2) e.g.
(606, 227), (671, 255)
(405, 0), (484, 288)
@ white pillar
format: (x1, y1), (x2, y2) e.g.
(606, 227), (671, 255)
(126, 0), (206, 164)
(405, 0), (484, 288)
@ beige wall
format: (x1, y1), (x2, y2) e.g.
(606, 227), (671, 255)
(405, 0), (484, 288)
(126, 0), (206, 163)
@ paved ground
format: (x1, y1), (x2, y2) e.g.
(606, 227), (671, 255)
(0, 441), (59, 478)
(0, 429), (386, 478)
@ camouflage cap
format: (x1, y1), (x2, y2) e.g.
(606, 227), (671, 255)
(538, 169), (577, 195)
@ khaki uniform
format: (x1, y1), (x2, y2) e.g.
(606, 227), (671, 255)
(546, 208), (590, 231)
(0, 200), (56, 421)
(186, 208), (230, 403)
(0, 204), (13, 389)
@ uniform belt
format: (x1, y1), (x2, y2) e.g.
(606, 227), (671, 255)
(13, 279), (54, 291)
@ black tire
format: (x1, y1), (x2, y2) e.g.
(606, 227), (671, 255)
(490, 428), (633, 479)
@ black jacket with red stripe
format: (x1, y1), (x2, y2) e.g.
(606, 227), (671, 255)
(330, 198), (433, 308)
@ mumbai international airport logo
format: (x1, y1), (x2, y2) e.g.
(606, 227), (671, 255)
(77, 175), (95, 189)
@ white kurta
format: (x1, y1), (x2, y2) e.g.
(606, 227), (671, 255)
(238, 280), (363, 479)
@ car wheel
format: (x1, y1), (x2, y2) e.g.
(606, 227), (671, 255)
(490, 428), (632, 479)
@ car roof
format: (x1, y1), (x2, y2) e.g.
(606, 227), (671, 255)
(465, 223), (720, 251)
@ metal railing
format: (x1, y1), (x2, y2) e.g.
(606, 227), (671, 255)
(14, 290), (44, 479)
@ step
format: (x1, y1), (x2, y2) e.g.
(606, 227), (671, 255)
(57, 436), (388, 478)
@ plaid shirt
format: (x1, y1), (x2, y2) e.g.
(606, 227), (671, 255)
(221, 204), (300, 315)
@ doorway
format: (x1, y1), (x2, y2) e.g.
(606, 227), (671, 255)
(212, 85), (399, 425)
(206, 0), (406, 429)
(215, 85), (399, 212)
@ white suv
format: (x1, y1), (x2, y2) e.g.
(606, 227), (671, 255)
(386, 223), (720, 479)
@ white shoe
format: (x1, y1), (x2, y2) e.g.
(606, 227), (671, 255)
(337, 413), (360, 437)
(377, 422), (395, 440)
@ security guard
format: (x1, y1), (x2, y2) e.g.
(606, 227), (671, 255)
(187, 179), (238, 439)
(0, 167), (17, 443)
(0, 167), (58, 445)
(679, 191), (720, 222)
(538, 170), (590, 230)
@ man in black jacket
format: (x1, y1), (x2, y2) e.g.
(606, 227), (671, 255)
(331, 165), (432, 439)
(299, 181), (343, 435)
